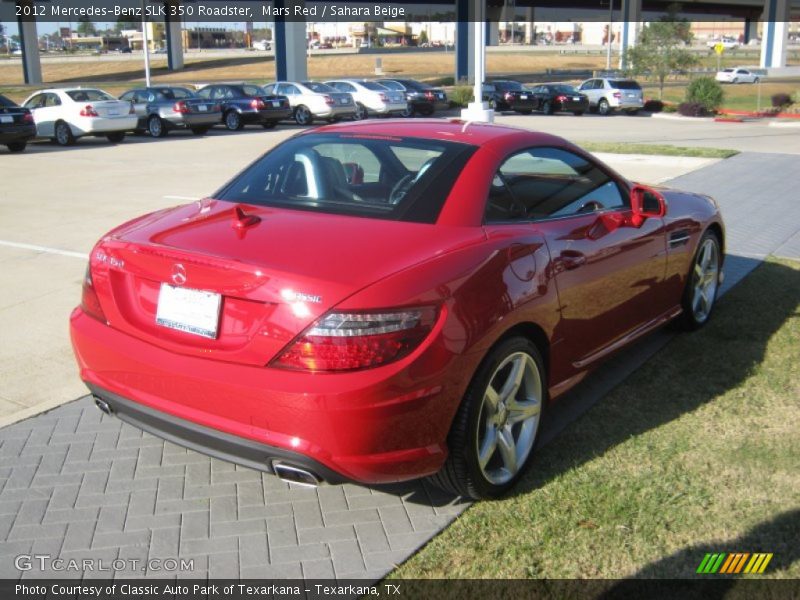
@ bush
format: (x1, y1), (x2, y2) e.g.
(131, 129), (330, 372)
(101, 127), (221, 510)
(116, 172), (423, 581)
(449, 85), (474, 108)
(793, 90), (800, 105)
(771, 93), (793, 108)
(678, 102), (709, 117)
(662, 103), (678, 113)
(643, 99), (664, 113)
(685, 77), (724, 113)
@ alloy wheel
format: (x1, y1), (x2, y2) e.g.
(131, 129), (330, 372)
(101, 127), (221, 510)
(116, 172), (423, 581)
(691, 237), (719, 324)
(475, 351), (542, 486)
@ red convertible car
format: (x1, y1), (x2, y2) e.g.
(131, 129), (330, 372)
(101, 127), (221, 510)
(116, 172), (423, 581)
(70, 120), (724, 499)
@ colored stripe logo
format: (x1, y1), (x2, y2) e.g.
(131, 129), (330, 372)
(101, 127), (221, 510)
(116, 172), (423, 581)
(697, 553), (773, 574)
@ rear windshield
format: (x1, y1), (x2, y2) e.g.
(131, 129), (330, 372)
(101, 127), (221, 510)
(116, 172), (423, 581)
(216, 133), (477, 223)
(0, 94), (16, 108)
(66, 89), (114, 102)
(361, 81), (387, 91)
(303, 82), (334, 93)
(552, 85), (578, 94)
(610, 80), (641, 90)
(240, 85), (265, 97)
(156, 88), (193, 100)
(378, 80), (404, 91)
(495, 81), (525, 91)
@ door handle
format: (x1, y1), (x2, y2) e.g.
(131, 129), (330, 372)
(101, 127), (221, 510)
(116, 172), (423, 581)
(560, 250), (586, 270)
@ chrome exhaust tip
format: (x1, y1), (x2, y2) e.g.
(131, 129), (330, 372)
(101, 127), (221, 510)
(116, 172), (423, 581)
(272, 461), (321, 487)
(94, 396), (113, 415)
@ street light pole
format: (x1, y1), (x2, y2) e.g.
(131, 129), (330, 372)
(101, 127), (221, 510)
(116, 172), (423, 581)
(141, 0), (151, 87)
(606, 0), (613, 71)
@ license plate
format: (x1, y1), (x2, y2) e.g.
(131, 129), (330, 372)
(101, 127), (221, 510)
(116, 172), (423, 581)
(272, 101), (281, 108)
(156, 283), (221, 339)
(198, 104), (208, 112)
(573, 97), (581, 101)
(340, 98), (348, 104)
(0, 116), (12, 123)
(107, 109), (120, 116)
(520, 95), (528, 100)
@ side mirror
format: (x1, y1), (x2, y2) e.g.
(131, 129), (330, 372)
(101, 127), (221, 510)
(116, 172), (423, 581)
(630, 185), (666, 227)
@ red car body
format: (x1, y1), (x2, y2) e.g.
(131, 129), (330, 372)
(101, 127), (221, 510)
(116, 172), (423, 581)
(70, 120), (724, 488)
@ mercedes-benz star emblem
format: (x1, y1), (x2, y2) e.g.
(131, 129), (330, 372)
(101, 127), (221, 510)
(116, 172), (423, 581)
(171, 264), (187, 286)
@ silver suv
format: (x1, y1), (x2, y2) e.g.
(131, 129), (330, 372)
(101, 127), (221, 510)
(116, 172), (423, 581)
(578, 78), (644, 115)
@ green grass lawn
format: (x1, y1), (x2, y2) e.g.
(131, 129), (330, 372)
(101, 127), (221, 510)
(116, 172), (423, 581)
(580, 142), (738, 159)
(394, 257), (800, 579)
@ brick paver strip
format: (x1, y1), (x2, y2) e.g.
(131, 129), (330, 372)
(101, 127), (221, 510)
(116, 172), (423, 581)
(1, 153), (798, 580)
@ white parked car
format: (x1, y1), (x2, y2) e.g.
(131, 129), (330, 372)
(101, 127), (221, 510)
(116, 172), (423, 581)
(577, 78), (644, 115)
(261, 81), (355, 125)
(324, 79), (408, 120)
(715, 67), (760, 84)
(252, 40), (270, 51)
(21, 88), (137, 145)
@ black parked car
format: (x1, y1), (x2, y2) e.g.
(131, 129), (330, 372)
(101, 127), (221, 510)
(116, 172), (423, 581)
(375, 78), (448, 116)
(510, 84), (589, 116)
(119, 87), (222, 137)
(196, 84), (292, 131)
(484, 80), (527, 111)
(0, 94), (36, 153)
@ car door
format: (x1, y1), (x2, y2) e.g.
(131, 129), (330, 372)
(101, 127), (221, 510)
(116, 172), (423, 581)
(123, 90), (149, 127)
(485, 146), (667, 377)
(22, 93), (46, 136)
(35, 93), (63, 137)
(578, 79), (598, 106)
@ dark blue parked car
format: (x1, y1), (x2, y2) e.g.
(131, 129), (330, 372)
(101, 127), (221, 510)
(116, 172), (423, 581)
(196, 84), (292, 131)
(0, 94), (36, 152)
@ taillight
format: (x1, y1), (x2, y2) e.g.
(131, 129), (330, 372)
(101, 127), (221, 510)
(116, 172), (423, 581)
(273, 307), (438, 372)
(22, 112), (34, 123)
(80, 105), (99, 117)
(81, 265), (106, 323)
(173, 100), (190, 113)
(424, 91), (435, 101)
(324, 95), (336, 106)
(613, 91), (622, 99)
(378, 92), (388, 102)
(504, 92), (513, 101)
(250, 98), (266, 110)
(556, 95), (567, 103)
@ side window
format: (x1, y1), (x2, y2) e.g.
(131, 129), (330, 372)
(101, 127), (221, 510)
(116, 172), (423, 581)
(24, 94), (44, 109)
(262, 84), (275, 94)
(196, 87), (212, 99)
(120, 91), (134, 102)
(285, 85), (300, 95)
(579, 80), (592, 91)
(596, 79), (607, 90)
(44, 94), (61, 107)
(484, 147), (627, 223)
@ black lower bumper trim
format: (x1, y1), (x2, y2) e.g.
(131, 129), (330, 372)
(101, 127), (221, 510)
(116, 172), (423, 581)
(86, 383), (347, 485)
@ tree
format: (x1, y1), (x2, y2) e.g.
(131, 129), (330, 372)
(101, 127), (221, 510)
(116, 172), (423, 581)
(77, 16), (97, 37)
(625, 19), (697, 99)
(418, 29), (429, 46)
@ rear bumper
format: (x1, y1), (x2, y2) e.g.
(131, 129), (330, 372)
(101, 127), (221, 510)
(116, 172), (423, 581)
(165, 113), (221, 128)
(0, 125), (36, 143)
(241, 108), (293, 123)
(70, 308), (459, 484)
(88, 383), (348, 484)
(609, 98), (644, 109)
(74, 116), (139, 135)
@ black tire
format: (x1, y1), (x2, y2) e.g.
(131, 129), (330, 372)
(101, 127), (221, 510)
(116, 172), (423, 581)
(542, 101), (553, 115)
(354, 103), (369, 120)
(7, 141), (26, 153)
(224, 110), (243, 131)
(598, 99), (611, 115)
(294, 105), (313, 126)
(147, 115), (167, 138)
(54, 121), (75, 146)
(732, 78), (739, 84)
(190, 127), (210, 135)
(428, 336), (546, 500)
(753, 77), (760, 84)
(573, 110), (584, 116)
(400, 104), (414, 118)
(106, 132), (125, 143)
(676, 230), (722, 331)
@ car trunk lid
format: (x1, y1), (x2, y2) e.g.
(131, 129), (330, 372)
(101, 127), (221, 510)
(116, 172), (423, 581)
(92, 200), (481, 367)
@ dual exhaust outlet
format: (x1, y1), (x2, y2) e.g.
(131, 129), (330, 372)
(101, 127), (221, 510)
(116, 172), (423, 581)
(93, 395), (322, 487)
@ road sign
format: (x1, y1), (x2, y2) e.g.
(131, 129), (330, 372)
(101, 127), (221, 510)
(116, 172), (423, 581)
(714, 43), (725, 55)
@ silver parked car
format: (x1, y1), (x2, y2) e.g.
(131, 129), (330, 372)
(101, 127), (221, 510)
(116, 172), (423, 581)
(119, 87), (222, 137)
(715, 67), (760, 84)
(324, 80), (407, 120)
(578, 78), (644, 115)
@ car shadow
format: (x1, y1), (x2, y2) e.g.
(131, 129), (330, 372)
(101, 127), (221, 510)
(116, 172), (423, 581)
(388, 255), (796, 507)
(598, 509), (800, 595)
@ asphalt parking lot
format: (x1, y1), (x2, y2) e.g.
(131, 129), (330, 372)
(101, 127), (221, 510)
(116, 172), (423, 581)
(1, 113), (799, 579)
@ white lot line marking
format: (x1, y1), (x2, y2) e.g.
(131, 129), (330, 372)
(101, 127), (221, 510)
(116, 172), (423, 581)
(0, 240), (87, 260)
